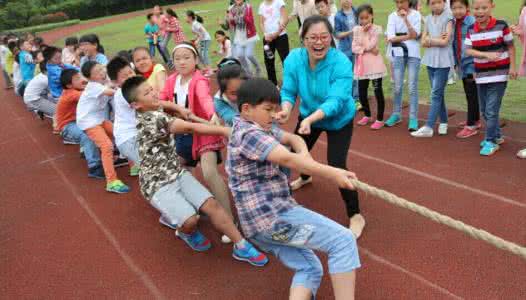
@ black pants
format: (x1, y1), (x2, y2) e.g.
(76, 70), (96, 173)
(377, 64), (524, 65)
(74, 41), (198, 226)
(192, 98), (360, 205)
(358, 78), (385, 121)
(462, 74), (480, 126)
(263, 34), (290, 85)
(294, 118), (360, 218)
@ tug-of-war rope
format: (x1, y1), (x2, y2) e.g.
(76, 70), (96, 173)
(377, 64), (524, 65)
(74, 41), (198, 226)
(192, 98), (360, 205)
(349, 179), (526, 261)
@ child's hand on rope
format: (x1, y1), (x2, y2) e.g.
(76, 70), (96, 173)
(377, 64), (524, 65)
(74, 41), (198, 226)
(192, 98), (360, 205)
(333, 169), (358, 190)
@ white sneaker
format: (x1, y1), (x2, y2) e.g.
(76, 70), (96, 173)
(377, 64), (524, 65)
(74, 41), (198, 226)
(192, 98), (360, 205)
(290, 177), (313, 191)
(221, 235), (232, 244)
(447, 78), (456, 85)
(517, 148), (526, 159)
(438, 123), (448, 135)
(411, 126), (434, 138)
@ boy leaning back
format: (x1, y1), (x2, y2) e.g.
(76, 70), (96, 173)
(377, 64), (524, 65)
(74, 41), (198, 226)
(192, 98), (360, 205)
(120, 76), (268, 266)
(226, 78), (360, 300)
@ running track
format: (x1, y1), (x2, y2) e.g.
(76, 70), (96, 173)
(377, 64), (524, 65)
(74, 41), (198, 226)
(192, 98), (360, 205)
(1, 10), (525, 299)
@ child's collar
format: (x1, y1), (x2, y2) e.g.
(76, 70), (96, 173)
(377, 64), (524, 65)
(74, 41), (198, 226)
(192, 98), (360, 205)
(474, 16), (496, 32)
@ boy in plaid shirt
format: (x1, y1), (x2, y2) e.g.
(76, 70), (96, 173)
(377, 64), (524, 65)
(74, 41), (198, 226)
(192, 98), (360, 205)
(121, 76), (268, 266)
(226, 78), (361, 299)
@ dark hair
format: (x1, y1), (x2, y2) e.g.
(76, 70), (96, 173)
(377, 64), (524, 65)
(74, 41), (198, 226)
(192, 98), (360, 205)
(60, 68), (80, 89)
(186, 10), (203, 23)
(166, 8), (178, 18)
(42, 46), (60, 63)
(31, 50), (41, 60)
(121, 76), (147, 104)
(7, 41), (17, 52)
(107, 56), (132, 81)
(81, 61), (99, 78)
(215, 30), (229, 38)
(147, 13), (154, 20)
(65, 36), (78, 47)
(79, 34), (105, 54)
(450, 0), (469, 7)
(2, 36), (8, 45)
(217, 62), (248, 96)
(172, 41), (199, 60)
(356, 4), (374, 21)
(300, 15), (334, 41)
(33, 36), (44, 46)
(314, 0), (329, 5)
(237, 78), (280, 111)
(39, 61), (47, 73)
(116, 49), (133, 63)
(408, 0), (418, 9)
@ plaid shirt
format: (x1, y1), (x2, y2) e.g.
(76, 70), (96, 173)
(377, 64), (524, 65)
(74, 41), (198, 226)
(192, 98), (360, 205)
(226, 116), (297, 237)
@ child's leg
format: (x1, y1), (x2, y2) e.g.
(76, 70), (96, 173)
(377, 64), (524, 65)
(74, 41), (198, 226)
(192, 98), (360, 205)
(358, 79), (371, 117)
(263, 39), (278, 85)
(293, 122), (323, 181)
(477, 84), (488, 140)
(200, 151), (233, 219)
(275, 34), (290, 66)
(484, 82), (507, 142)
(149, 43), (156, 58)
(85, 124), (118, 183)
(117, 138), (140, 166)
(246, 40), (263, 75)
(407, 57), (421, 121)
(61, 122), (101, 170)
(233, 43), (251, 76)
(462, 75), (480, 127)
(34, 97), (57, 117)
(391, 57), (406, 116)
(425, 67), (449, 128)
(372, 78), (385, 121)
(199, 40), (211, 67)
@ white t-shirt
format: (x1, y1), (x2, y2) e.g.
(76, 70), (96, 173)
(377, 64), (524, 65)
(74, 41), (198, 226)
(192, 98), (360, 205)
(219, 39), (233, 58)
(174, 75), (190, 107)
(386, 9), (422, 59)
(0, 45), (9, 67)
(12, 62), (21, 88)
(23, 73), (49, 104)
(113, 88), (137, 147)
(258, 0), (287, 36)
(76, 81), (112, 130)
(192, 21), (211, 41)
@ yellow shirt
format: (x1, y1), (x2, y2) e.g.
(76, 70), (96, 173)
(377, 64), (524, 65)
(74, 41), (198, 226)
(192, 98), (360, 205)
(5, 51), (14, 74)
(147, 64), (166, 92)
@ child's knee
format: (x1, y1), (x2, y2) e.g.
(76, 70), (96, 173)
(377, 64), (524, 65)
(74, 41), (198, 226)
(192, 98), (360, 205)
(200, 197), (222, 214)
(329, 230), (360, 273)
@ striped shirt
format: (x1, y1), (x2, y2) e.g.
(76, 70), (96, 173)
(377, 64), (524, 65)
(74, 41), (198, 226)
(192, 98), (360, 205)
(465, 17), (514, 84)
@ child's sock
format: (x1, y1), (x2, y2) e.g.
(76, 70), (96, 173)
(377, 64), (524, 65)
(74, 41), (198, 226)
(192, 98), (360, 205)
(235, 238), (247, 249)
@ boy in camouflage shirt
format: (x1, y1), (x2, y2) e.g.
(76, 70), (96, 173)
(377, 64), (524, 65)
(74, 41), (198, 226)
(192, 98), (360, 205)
(121, 76), (268, 266)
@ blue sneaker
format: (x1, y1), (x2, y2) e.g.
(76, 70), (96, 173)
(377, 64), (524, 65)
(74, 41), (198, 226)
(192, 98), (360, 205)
(480, 141), (500, 156)
(385, 114), (402, 127)
(480, 138), (504, 148)
(106, 180), (130, 194)
(408, 118), (419, 132)
(232, 242), (269, 267)
(88, 166), (105, 179)
(176, 230), (212, 252)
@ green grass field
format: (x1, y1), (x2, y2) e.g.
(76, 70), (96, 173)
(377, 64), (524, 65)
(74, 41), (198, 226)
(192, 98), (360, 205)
(55, 0), (526, 122)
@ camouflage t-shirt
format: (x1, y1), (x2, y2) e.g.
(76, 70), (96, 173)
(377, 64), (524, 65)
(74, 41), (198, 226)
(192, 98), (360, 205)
(136, 109), (185, 200)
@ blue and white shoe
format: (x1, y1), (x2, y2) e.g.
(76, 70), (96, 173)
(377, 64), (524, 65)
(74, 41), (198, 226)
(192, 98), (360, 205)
(176, 230), (212, 252)
(232, 242), (269, 267)
(385, 114), (402, 127)
(480, 138), (505, 148)
(480, 141), (500, 156)
(159, 215), (178, 230)
(408, 118), (419, 132)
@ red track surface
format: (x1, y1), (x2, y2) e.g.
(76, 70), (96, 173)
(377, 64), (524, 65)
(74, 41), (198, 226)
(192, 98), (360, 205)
(2, 10), (526, 299)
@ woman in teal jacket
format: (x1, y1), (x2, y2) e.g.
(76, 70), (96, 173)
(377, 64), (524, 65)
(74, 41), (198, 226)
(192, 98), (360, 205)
(278, 15), (365, 238)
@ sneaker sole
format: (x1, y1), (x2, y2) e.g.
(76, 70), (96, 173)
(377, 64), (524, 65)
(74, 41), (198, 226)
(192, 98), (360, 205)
(159, 217), (178, 230)
(480, 147), (500, 156)
(63, 140), (79, 145)
(457, 132), (478, 139)
(232, 253), (267, 267)
(88, 174), (105, 180)
(106, 188), (130, 194)
(385, 120), (402, 127)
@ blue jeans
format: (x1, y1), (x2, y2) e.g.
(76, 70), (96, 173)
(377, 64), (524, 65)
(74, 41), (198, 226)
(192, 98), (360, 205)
(61, 122), (101, 169)
(148, 43), (156, 58)
(477, 82), (507, 142)
(425, 67), (449, 128)
(392, 56), (421, 120)
(250, 206), (360, 297)
(199, 40), (211, 66)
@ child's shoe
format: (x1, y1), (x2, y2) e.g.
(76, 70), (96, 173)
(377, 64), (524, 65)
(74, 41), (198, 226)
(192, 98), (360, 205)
(106, 180), (130, 194)
(63, 138), (79, 145)
(355, 101), (362, 111)
(458, 120), (482, 129)
(88, 166), (105, 179)
(357, 116), (371, 126)
(290, 176), (313, 191)
(517, 148), (526, 159)
(159, 215), (178, 230)
(438, 123), (448, 135)
(480, 142), (500, 156)
(408, 118), (419, 132)
(370, 120), (384, 130)
(129, 165), (140, 177)
(456, 126), (478, 139)
(480, 138), (505, 148)
(232, 241), (268, 267)
(114, 157), (129, 168)
(385, 114), (401, 127)
(176, 230), (212, 252)
(411, 126), (433, 138)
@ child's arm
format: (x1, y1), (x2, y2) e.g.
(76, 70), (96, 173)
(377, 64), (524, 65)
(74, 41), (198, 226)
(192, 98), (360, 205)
(279, 131), (310, 157)
(102, 87), (115, 96)
(169, 118), (231, 137)
(267, 144), (357, 190)
(431, 21), (453, 47)
(160, 100), (191, 119)
(508, 43), (518, 80)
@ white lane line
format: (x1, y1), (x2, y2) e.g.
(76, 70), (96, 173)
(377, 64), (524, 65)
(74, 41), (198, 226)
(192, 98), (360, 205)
(316, 140), (526, 209)
(361, 247), (464, 300)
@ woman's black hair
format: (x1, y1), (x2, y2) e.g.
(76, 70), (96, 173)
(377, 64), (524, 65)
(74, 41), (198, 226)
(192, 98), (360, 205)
(216, 59), (248, 96)
(33, 36), (44, 46)
(42, 46), (61, 63)
(186, 10), (204, 23)
(147, 13), (154, 20)
(65, 36), (78, 47)
(237, 78), (280, 111)
(166, 8), (178, 18)
(7, 41), (17, 52)
(300, 15), (334, 41)
(60, 68), (80, 89)
(356, 4), (374, 23)
(81, 60), (99, 79)
(79, 34), (105, 54)
(116, 49), (133, 63)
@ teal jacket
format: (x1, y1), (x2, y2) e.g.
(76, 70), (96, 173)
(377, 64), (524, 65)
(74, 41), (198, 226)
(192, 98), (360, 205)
(281, 48), (355, 131)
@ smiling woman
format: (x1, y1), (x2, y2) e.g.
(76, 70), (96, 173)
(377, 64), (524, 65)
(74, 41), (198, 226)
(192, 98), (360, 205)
(277, 15), (366, 239)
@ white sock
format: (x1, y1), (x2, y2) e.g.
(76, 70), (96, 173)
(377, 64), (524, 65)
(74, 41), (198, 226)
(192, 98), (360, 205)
(235, 239), (247, 249)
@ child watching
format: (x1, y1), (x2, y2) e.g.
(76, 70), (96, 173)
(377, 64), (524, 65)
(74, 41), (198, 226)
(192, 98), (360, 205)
(131, 47), (166, 93)
(56, 69), (104, 178)
(451, 0), (480, 139)
(18, 39), (37, 95)
(120, 76), (268, 266)
(465, 0), (517, 156)
(187, 11), (213, 74)
(213, 30), (232, 62)
(411, 0), (454, 138)
(44, 46), (79, 101)
(512, 1), (526, 158)
(0, 36), (13, 89)
(352, 4), (387, 130)
(385, 0), (422, 131)
(145, 13), (162, 58)
(214, 58), (248, 127)
(226, 78), (360, 299)
(23, 62), (55, 117)
(76, 61), (130, 193)
(107, 56), (140, 175)
(62, 37), (79, 66)
(79, 34), (108, 67)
